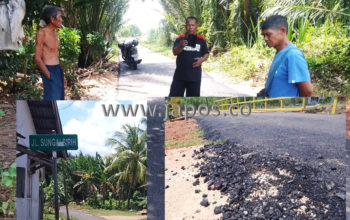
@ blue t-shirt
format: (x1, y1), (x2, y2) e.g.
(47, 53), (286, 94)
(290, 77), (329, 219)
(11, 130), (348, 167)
(267, 43), (310, 97)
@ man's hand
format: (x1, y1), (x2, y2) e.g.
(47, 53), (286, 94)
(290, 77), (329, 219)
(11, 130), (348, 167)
(180, 40), (188, 48)
(193, 57), (203, 68)
(173, 40), (188, 56)
(44, 72), (51, 80)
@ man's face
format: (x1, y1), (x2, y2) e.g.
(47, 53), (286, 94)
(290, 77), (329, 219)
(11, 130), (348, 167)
(50, 11), (62, 28)
(261, 27), (286, 48)
(185, 19), (198, 35)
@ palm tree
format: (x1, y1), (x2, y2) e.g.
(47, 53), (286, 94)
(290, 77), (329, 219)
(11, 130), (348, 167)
(105, 123), (147, 209)
(261, 0), (350, 22)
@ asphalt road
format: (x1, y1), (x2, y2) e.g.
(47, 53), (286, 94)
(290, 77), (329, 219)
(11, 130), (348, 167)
(59, 207), (105, 220)
(195, 112), (346, 186)
(116, 46), (246, 99)
(147, 98), (165, 220)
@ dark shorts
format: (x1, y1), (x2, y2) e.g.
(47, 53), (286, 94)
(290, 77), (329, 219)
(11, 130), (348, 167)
(41, 64), (64, 100)
(169, 80), (201, 97)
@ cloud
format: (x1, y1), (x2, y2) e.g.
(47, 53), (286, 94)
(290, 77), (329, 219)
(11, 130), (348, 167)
(62, 101), (146, 157)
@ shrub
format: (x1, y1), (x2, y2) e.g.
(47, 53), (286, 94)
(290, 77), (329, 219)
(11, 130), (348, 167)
(301, 23), (350, 96)
(0, 163), (16, 217)
(86, 32), (106, 63)
(130, 190), (147, 210)
(58, 28), (81, 75)
(204, 45), (274, 81)
(0, 44), (42, 99)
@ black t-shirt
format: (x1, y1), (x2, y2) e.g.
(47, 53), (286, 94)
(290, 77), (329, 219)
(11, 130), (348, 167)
(173, 34), (209, 82)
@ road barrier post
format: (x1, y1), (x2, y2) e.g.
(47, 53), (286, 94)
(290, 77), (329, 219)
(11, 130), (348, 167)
(332, 97), (338, 115)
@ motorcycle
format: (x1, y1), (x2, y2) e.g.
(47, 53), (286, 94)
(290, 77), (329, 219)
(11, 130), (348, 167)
(118, 39), (142, 70)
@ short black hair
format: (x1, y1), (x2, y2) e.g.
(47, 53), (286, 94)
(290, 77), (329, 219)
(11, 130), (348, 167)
(41, 5), (62, 25)
(261, 15), (288, 33)
(186, 16), (198, 24)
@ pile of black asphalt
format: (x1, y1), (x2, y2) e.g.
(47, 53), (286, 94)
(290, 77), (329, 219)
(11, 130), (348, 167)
(192, 112), (346, 219)
(192, 143), (345, 219)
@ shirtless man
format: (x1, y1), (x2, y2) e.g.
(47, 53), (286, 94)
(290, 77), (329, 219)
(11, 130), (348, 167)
(34, 5), (66, 100)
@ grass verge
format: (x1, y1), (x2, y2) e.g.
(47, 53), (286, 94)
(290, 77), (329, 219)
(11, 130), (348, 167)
(68, 204), (142, 216)
(141, 42), (174, 59)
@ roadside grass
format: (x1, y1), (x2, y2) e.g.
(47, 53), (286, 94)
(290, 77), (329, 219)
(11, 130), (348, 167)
(68, 204), (142, 216)
(304, 102), (346, 114)
(140, 42), (174, 59)
(43, 209), (78, 220)
(166, 128), (227, 149)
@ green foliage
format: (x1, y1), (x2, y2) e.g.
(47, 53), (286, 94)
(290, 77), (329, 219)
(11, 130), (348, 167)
(178, 97), (224, 108)
(118, 25), (142, 38)
(0, 50), (42, 99)
(130, 191), (147, 210)
(23, 0), (62, 26)
(86, 32), (106, 63)
(105, 123), (147, 209)
(0, 110), (4, 127)
(146, 26), (172, 48)
(58, 28), (81, 74)
(76, 0), (129, 67)
(0, 23), (42, 99)
(42, 178), (66, 210)
(0, 163), (16, 217)
(261, 0), (350, 23)
(301, 22), (350, 95)
(57, 27), (82, 99)
(204, 45), (274, 81)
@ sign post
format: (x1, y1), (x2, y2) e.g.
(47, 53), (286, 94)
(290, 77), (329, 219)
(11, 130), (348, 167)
(53, 151), (59, 220)
(30, 134), (78, 220)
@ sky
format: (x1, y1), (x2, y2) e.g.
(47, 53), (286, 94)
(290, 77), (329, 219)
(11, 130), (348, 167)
(57, 101), (146, 157)
(123, 0), (165, 35)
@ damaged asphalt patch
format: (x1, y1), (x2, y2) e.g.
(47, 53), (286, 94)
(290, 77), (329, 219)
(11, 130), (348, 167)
(192, 143), (345, 219)
(192, 112), (345, 219)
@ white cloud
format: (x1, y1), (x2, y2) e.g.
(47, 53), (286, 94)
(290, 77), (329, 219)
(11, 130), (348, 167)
(63, 101), (146, 156)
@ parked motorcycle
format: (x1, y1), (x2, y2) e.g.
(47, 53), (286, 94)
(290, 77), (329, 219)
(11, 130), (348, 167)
(118, 39), (142, 70)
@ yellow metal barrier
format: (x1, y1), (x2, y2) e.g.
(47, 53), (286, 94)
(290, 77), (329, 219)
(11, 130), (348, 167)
(214, 97), (308, 112)
(331, 97), (338, 115)
(165, 97), (181, 118)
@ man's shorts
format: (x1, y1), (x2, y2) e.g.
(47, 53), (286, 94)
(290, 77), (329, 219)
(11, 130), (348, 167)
(40, 64), (65, 100)
(169, 80), (201, 97)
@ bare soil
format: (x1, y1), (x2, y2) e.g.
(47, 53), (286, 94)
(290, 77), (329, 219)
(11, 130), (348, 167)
(78, 71), (119, 100)
(165, 118), (227, 220)
(165, 146), (228, 220)
(165, 118), (202, 148)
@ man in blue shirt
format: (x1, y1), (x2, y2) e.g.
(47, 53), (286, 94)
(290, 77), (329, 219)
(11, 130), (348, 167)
(259, 15), (313, 97)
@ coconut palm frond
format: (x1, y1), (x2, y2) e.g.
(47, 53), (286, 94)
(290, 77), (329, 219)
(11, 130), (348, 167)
(262, 0), (350, 21)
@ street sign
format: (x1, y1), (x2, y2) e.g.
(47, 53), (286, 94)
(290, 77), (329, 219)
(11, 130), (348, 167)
(29, 134), (78, 151)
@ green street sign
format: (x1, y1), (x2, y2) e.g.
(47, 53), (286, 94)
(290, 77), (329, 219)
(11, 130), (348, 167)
(30, 134), (78, 151)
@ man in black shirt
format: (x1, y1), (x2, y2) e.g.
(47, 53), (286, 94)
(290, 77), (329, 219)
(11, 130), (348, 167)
(169, 16), (209, 97)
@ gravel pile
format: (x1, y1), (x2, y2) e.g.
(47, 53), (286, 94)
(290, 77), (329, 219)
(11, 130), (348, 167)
(192, 142), (345, 219)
